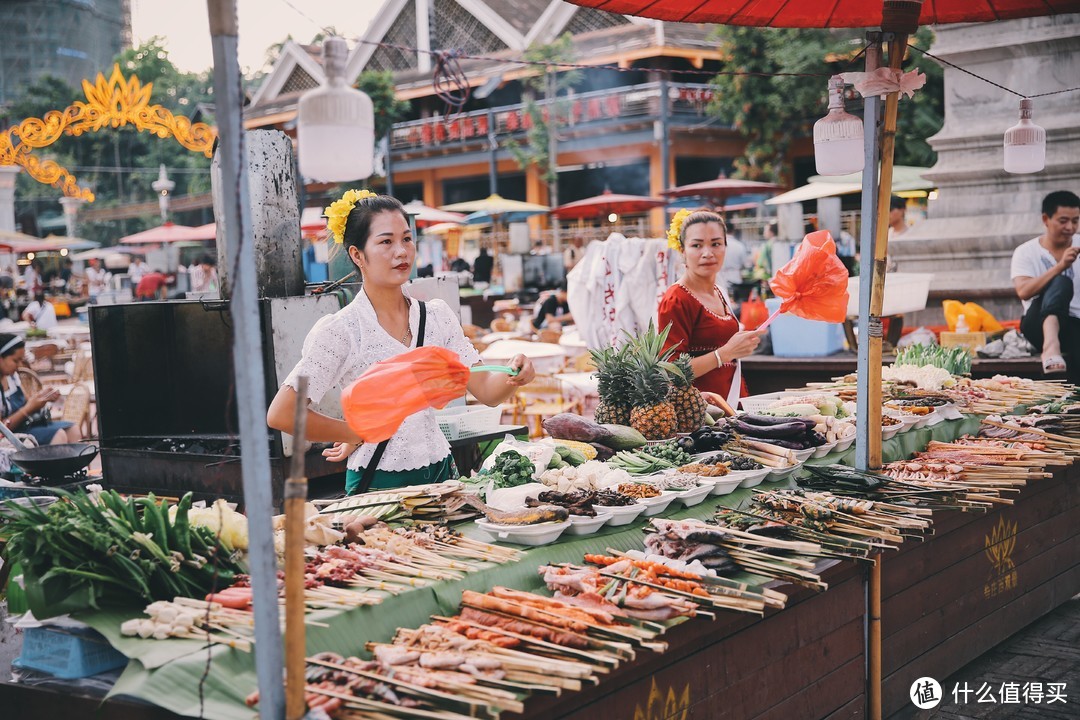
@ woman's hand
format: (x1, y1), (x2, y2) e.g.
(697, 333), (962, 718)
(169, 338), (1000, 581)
(31, 387), (60, 410)
(506, 354), (535, 387)
(322, 442), (358, 463)
(719, 330), (765, 363)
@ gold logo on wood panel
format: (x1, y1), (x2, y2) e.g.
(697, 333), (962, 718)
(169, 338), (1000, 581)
(983, 515), (1018, 599)
(634, 677), (691, 720)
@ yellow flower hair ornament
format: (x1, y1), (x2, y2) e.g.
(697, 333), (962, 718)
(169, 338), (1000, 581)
(325, 188), (378, 244)
(667, 209), (693, 251)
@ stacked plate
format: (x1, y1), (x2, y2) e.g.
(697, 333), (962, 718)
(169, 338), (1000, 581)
(474, 519), (570, 546)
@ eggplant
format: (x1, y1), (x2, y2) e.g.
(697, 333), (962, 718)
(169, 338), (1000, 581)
(740, 414), (816, 430)
(763, 437), (811, 450)
(732, 419), (809, 439)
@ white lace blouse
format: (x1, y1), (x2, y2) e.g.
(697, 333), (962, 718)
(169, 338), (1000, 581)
(282, 290), (481, 472)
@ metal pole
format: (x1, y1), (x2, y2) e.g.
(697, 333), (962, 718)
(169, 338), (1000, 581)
(547, 70), (560, 252)
(658, 76), (671, 224)
(855, 36), (883, 472)
(206, 3), (285, 719)
(384, 133), (394, 197)
(487, 108), (498, 196)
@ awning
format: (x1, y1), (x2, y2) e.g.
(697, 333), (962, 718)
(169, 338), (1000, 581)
(767, 165), (934, 206)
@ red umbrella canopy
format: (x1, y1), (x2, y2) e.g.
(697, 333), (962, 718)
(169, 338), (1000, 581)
(119, 222), (208, 244)
(663, 177), (782, 204)
(561, 0), (1080, 26)
(551, 190), (667, 220)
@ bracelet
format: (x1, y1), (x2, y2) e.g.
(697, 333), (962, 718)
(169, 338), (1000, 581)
(714, 348), (725, 367)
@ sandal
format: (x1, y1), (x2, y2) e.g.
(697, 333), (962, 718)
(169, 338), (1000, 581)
(1041, 354), (1067, 374)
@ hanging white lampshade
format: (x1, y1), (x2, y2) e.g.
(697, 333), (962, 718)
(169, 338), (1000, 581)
(1003, 99), (1046, 174)
(297, 37), (375, 181)
(814, 76), (864, 176)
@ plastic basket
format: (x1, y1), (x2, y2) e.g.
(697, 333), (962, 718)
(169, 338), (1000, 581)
(436, 405), (503, 441)
(15, 626), (127, 679)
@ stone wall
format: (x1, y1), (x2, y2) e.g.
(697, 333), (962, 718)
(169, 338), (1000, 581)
(890, 14), (1080, 327)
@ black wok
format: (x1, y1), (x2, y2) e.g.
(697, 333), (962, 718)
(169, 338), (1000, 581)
(11, 443), (99, 480)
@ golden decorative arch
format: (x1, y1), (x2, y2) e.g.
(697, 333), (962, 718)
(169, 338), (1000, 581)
(0, 64), (217, 202)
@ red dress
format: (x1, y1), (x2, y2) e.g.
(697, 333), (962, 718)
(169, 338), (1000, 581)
(657, 283), (747, 399)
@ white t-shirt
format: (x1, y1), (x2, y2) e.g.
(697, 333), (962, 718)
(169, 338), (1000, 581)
(282, 291), (481, 472)
(25, 300), (57, 330)
(1010, 234), (1080, 316)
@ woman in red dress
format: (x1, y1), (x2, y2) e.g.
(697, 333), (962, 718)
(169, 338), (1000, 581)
(658, 210), (764, 408)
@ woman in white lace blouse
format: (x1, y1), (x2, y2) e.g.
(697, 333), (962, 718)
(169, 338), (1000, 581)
(268, 191), (535, 493)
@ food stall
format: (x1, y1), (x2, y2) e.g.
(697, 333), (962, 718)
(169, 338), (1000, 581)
(2, 335), (1078, 719)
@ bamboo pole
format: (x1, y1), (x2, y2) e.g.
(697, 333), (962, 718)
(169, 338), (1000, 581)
(285, 376), (309, 720)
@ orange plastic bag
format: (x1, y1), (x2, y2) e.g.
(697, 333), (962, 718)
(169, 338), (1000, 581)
(765, 230), (850, 326)
(341, 346), (470, 443)
(739, 290), (769, 330)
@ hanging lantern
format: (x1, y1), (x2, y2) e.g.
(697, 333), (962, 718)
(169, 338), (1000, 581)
(297, 37), (375, 181)
(813, 76), (864, 176)
(1003, 99), (1046, 174)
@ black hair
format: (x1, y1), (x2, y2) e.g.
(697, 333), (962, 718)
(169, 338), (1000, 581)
(1042, 190), (1080, 218)
(557, 280), (568, 292)
(0, 333), (24, 358)
(341, 195), (409, 265)
(33, 291), (46, 303)
(680, 209), (727, 247)
(890, 195), (906, 211)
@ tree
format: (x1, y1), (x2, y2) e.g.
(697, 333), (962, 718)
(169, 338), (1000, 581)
(506, 34), (583, 186)
(356, 71), (410, 140)
(707, 27), (943, 182)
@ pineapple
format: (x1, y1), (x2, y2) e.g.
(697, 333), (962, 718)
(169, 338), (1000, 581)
(627, 322), (678, 440)
(668, 354), (708, 433)
(590, 344), (633, 426)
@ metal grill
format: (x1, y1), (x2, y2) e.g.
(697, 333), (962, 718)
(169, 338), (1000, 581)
(432, 0), (508, 56)
(280, 65), (319, 95)
(368, 0), (418, 73)
(563, 7), (631, 36)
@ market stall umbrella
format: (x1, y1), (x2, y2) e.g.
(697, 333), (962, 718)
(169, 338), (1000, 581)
(32, 235), (100, 252)
(551, 189), (667, 220)
(189, 223), (218, 241)
(402, 199), (467, 228)
(561, 0), (1080, 25)
(663, 176), (782, 208)
(440, 193), (550, 215)
(71, 247), (139, 260)
(118, 222), (207, 244)
(464, 209), (544, 225)
(0, 231), (46, 253)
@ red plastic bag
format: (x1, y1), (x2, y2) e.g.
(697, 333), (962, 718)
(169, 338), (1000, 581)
(767, 230), (850, 323)
(341, 346), (470, 443)
(739, 290), (769, 331)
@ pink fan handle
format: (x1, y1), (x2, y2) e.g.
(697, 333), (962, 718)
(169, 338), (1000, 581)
(755, 307), (782, 332)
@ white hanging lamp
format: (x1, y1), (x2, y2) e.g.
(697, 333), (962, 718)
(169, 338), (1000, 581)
(297, 36), (375, 181)
(813, 75), (864, 176)
(1003, 99), (1046, 174)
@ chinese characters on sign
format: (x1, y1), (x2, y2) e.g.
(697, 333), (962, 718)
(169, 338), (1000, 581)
(954, 681), (1068, 705)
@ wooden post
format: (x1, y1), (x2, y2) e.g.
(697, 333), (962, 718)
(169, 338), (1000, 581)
(865, 30), (910, 720)
(284, 376), (309, 719)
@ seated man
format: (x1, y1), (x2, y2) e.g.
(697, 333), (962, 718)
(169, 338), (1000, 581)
(1011, 190), (1080, 377)
(22, 292), (57, 330)
(533, 281), (572, 330)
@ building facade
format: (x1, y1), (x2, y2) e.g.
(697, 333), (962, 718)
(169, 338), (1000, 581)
(0, 0), (131, 109)
(246, 0), (803, 238)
